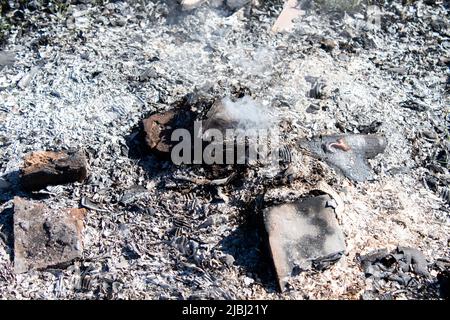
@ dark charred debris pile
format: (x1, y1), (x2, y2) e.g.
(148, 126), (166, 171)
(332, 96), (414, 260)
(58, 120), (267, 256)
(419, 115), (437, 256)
(0, 0), (449, 300)
(1, 92), (447, 299)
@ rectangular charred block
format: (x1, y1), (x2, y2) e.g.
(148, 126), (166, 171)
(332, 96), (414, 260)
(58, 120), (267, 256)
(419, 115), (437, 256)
(264, 195), (346, 292)
(20, 150), (87, 191)
(13, 197), (86, 274)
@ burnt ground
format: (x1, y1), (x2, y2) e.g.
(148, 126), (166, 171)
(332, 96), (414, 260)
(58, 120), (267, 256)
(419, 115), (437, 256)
(0, 0), (449, 299)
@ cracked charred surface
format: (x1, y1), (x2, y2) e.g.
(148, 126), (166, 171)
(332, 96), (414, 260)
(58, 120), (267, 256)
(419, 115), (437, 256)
(20, 150), (88, 191)
(264, 194), (346, 292)
(13, 197), (85, 274)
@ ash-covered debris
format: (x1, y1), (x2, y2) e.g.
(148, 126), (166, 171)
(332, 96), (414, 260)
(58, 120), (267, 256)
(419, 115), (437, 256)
(0, 51), (15, 71)
(0, 0), (448, 300)
(435, 259), (450, 300)
(359, 247), (429, 280)
(300, 134), (387, 182)
(358, 246), (450, 299)
(13, 197), (85, 274)
(264, 192), (346, 292)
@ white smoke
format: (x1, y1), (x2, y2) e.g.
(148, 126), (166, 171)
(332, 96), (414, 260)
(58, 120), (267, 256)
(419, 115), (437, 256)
(199, 95), (280, 166)
(218, 95), (277, 131)
(231, 47), (276, 77)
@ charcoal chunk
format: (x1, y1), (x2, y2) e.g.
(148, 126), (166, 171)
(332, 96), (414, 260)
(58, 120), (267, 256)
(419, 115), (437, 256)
(20, 150), (87, 191)
(142, 109), (194, 157)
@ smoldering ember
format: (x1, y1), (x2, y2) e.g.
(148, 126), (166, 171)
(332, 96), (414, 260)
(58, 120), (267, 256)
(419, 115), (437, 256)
(0, 0), (448, 301)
